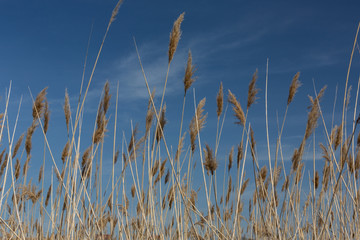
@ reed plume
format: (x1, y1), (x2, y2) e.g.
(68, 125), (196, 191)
(64, 89), (71, 134)
(247, 69), (259, 109)
(203, 144), (217, 175)
(228, 90), (245, 126)
(168, 12), (185, 63)
(287, 72), (301, 105)
(184, 50), (196, 95)
(12, 133), (24, 158)
(189, 97), (207, 153)
(32, 87), (48, 120)
(217, 82), (223, 118)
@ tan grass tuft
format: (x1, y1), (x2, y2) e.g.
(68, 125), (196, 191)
(168, 12), (185, 63)
(32, 87), (48, 120)
(247, 69), (259, 109)
(38, 165), (43, 183)
(228, 90), (246, 126)
(12, 133), (24, 158)
(189, 97), (207, 153)
(44, 99), (50, 134)
(334, 124), (342, 150)
(14, 158), (20, 180)
(156, 104), (167, 142)
(184, 50), (196, 95)
(250, 127), (256, 161)
(175, 132), (185, 162)
(64, 89), (71, 133)
(217, 82), (223, 118)
(304, 85), (326, 140)
(228, 146), (234, 172)
(113, 149), (119, 164)
(287, 72), (301, 105)
(164, 169), (170, 184)
(131, 185), (136, 198)
(241, 178), (250, 195)
(103, 81), (111, 114)
(0, 153), (8, 177)
(226, 176), (232, 205)
(25, 122), (38, 156)
(237, 141), (243, 169)
(61, 140), (71, 164)
(23, 154), (31, 176)
(110, 0), (124, 24)
(203, 144), (217, 175)
(313, 171), (319, 189)
(81, 147), (92, 178)
(259, 166), (267, 182)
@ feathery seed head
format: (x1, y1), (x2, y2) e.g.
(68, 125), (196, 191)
(287, 72), (301, 105)
(228, 90), (246, 126)
(247, 69), (259, 109)
(217, 82), (223, 118)
(203, 144), (217, 175)
(168, 12), (185, 63)
(184, 50), (196, 95)
(64, 89), (71, 133)
(32, 87), (48, 121)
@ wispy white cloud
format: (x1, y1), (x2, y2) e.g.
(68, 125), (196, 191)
(100, 42), (188, 101)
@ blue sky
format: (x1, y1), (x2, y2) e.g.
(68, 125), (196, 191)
(1, 0), (360, 217)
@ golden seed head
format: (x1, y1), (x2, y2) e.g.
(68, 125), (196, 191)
(168, 12), (185, 63)
(217, 82), (223, 118)
(247, 69), (259, 109)
(64, 89), (71, 133)
(184, 50), (196, 95)
(228, 90), (246, 126)
(287, 72), (301, 105)
(189, 98), (207, 153)
(228, 146), (234, 172)
(203, 144), (217, 175)
(32, 87), (48, 120)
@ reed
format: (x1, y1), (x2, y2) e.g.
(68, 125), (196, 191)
(0, 2), (359, 239)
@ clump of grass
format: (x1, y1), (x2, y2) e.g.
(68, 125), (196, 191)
(0, 3), (359, 240)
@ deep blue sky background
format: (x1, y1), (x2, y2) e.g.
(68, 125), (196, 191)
(0, 0), (360, 215)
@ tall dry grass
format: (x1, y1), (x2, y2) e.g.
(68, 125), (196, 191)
(0, 1), (360, 239)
